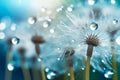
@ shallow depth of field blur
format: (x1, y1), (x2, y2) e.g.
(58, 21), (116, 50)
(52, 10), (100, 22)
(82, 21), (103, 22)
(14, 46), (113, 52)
(0, 0), (120, 80)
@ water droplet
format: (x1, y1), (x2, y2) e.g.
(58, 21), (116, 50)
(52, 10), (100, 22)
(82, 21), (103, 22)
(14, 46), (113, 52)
(81, 67), (85, 70)
(0, 22), (6, 30)
(111, 0), (116, 4)
(92, 69), (96, 72)
(116, 36), (120, 45)
(104, 69), (114, 79)
(46, 69), (57, 79)
(11, 23), (16, 31)
(57, 57), (60, 61)
(71, 39), (75, 43)
(11, 37), (20, 45)
(113, 19), (118, 24)
(0, 32), (5, 39)
(57, 47), (60, 50)
(78, 44), (81, 47)
(37, 57), (42, 62)
(101, 60), (105, 63)
(7, 63), (14, 71)
(45, 17), (52, 22)
(28, 17), (37, 24)
(67, 7), (73, 12)
(43, 21), (49, 28)
(50, 29), (54, 33)
(45, 68), (49, 72)
(56, 6), (64, 12)
(88, 0), (95, 5)
(90, 22), (98, 31)
(41, 7), (46, 12)
(67, 73), (71, 76)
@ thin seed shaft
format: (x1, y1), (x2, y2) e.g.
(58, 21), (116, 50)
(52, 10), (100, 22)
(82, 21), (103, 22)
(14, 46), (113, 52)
(85, 45), (93, 80)
(111, 41), (118, 80)
(85, 56), (91, 80)
(32, 57), (40, 80)
(40, 61), (46, 80)
(21, 62), (31, 80)
(87, 45), (93, 57)
(5, 50), (12, 80)
(69, 67), (75, 80)
(35, 45), (46, 80)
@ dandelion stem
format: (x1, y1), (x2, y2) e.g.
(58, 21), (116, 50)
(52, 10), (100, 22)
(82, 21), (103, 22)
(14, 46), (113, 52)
(5, 52), (12, 80)
(5, 38), (13, 80)
(18, 47), (31, 80)
(111, 41), (118, 80)
(31, 35), (46, 80)
(35, 44), (46, 80)
(85, 56), (91, 80)
(69, 67), (75, 80)
(39, 61), (46, 80)
(64, 47), (75, 80)
(21, 62), (31, 80)
(85, 45), (93, 80)
(32, 57), (40, 80)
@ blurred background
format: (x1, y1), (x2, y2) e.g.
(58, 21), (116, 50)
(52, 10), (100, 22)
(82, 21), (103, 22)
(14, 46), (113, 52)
(0, 0), (120, 80)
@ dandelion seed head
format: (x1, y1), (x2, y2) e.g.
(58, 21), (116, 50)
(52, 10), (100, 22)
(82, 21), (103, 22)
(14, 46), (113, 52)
(85, 34), (99, 46)
(31, 35), (45, 44)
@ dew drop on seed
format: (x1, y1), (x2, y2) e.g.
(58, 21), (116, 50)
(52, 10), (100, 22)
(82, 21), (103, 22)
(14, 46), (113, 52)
(0, 22), (6, 30)
(28, 16), (37, 24)
(116, 36), (120, 45)
(0, 32), (5, 39)
(43, 21), (49, 28)
(104, 69), (114, 79)
(7, 63), (14, 71)
(67, 73), (71, 76)
(46, 69), (57, 79)
(113, 19), (118, 24)
(90, 22), (98, 31)
(50, 29), (55, 33)
(92, 69), (96, 72)
(67, 7), (73, 12)
(11, 37), (20, 45)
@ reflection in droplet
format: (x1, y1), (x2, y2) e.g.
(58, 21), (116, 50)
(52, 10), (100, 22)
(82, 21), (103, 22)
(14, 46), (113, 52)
(0, 22), (6, 30)
(50, 29), (55, 33)
(43, 21), (49, 28)
(90, 22), (98, 31)
(0, 32), (5, 39)
(116, 36), (120, 45)
(104, 69), (114, 79)
(113, 19), (118, 24)
(11, 37), (20, 45)
(7, 63), (14, 71)
(28, 17), (37, 24)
